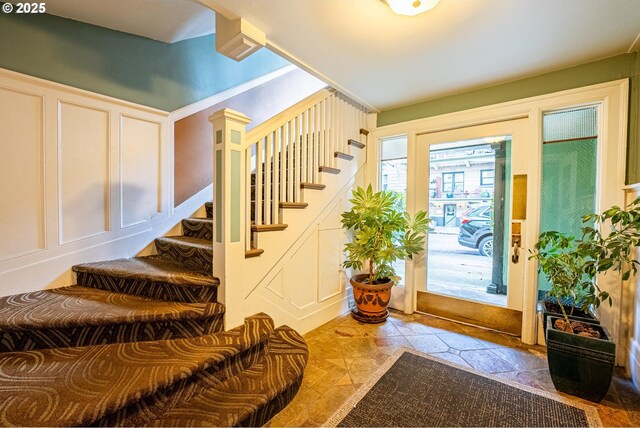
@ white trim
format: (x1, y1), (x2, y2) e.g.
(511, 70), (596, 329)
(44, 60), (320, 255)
(0, 67), (169, 117)
(169, 64), (298, 121)
(375, 80), (628, 134)
(369, 79), (629, 349)
(628, 31), (640, 53)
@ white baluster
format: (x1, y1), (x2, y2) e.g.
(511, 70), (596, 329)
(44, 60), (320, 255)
(301, 111), (307, 185)
(255, 137), (263, 226)
(245, 146), (251, 250)
(287, 120), (293, 202)
(264, 132), (272, 225)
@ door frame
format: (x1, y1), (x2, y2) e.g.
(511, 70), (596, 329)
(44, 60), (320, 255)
(415, 118), (529, 320)
(367, 79), (628, 349)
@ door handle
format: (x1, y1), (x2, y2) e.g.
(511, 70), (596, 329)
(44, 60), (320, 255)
(511, 238), (520, 264)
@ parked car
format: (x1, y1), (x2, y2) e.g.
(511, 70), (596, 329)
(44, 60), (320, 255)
(457, 205), (493, 257)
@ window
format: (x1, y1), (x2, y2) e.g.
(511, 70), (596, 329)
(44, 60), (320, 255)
(480, 169), (494, 186)
(442, 172), (464, 193)
(380, 136), (408, 286)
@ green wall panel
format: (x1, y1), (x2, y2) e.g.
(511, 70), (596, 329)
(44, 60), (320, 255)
(231, 130), (241, 145)
(537, 138), (597, 293)
(230, 150), (241, 243)
(215, 151), (222, 243)
(0, 8), (289, 111)
(378, 53), (640, 183)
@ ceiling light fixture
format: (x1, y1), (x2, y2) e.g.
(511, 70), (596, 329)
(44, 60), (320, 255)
(385, 0), (440, 16)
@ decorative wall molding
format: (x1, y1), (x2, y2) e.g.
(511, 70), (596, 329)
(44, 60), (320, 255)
(0, 68), (173, 295)
(0, 68), (168, 116)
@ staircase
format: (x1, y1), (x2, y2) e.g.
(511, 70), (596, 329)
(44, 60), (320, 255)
(0, 205), (308, 426)
(0, 86), (368, 425)
(210, 88), (370, 330)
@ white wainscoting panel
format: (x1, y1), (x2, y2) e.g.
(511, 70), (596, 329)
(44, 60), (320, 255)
(0, 68), (172, 295)
(317, 228), (343, 302)
(229, 161), (366, 334)
(58, 101), (110, 244)
(266, 269), (285, 300)
(0, 86), (45, 261)
(120, 115), (162, 228)
(286, 232), (318, 310)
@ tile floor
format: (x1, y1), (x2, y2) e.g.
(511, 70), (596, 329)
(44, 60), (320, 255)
(267, 309), (640, 427)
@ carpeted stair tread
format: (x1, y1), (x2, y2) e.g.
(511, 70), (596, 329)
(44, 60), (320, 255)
(143, 325), (308, 427)
(182, 218), (213, 240)
(0, 314), (275, 427)
(155, 236), (213, 273)
(0, 286), (226, 352)
(73, 256), (216, 287)
(0, 285), (224, 331)
(205, 202), (213, 219)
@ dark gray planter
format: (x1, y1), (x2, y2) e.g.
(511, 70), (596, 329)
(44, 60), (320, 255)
(546, 316), (615, 402)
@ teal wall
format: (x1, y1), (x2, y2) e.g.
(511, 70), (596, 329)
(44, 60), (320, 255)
(378, 53), (640, 183)
(0, 9), (290, 111)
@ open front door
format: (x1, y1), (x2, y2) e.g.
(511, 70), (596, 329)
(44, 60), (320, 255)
(415, 119), (529, 335)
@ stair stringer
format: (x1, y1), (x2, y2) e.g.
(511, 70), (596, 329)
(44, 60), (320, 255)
(224, 148), (366, 333)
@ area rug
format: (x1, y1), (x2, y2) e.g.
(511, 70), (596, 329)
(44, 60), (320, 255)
(326, 348), (601, 427)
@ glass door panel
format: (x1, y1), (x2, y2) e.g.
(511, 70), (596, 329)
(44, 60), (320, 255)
(426, 138), (511, 307)
(415, 119), (528, 335)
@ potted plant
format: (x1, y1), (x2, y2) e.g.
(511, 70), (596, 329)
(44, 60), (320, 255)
(341, 185), (431, 323)
(530, 197), (640, 402)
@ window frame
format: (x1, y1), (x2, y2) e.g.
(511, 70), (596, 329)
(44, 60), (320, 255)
(480, 169), (495, 186)
(442, 171), (464, 193)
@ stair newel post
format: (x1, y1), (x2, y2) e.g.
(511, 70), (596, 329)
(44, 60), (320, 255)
(209, 108), (251, 329)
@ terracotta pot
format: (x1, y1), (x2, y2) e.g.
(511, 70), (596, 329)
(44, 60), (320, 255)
(350, 274), (393, 323)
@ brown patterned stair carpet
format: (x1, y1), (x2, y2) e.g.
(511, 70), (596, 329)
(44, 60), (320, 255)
(205, 202), (213, 219)
(73, 256), (219, 303)
(0, 285), (225, 352)
(181, 218), (213, 240)
(0, 201), (308, 426)
(143, 325), (309, 428)
(155, 235), (213, 273)
(0, 314), (275, 427)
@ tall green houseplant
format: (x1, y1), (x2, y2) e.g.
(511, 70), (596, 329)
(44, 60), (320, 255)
(530, 197), (640, 333)
(529, 197), (640, 402)
(341, 185), (431, 284)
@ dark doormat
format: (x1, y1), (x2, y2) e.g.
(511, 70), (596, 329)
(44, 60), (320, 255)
(327, 348), (600, 427)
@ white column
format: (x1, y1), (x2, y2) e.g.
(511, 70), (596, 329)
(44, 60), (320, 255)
(209, 108), (251, 329)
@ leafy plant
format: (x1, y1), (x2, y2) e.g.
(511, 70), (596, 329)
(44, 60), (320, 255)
(530, 197), (640, 333)
(341, 185), (432, 285)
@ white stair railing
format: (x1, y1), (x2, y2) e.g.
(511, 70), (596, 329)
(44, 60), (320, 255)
(241, 88), (367, 250)
(209, 89), (368, 328)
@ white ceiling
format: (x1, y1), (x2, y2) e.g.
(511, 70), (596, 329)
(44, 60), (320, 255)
(200, 0), (640, 110)
(32, 0), (215, 43)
